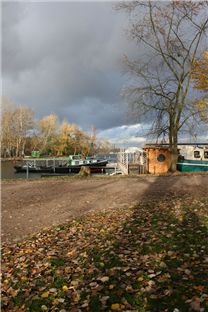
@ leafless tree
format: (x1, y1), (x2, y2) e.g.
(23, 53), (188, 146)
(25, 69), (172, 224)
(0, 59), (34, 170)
(13, 107), (34, 157)
(1, 98), (34, 157)
(116, 1), (208, 171)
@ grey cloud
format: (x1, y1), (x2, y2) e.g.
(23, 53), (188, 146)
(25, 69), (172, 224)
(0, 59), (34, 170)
(97, 123), (148, 148)
(3, 2), (138, 131)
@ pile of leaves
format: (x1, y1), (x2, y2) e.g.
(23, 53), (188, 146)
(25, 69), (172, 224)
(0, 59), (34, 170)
(1, 195), (208, 312)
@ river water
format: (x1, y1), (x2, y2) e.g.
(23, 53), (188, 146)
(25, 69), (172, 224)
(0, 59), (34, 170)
(1, 154), (118, 179)
(1, 161), (42, 179)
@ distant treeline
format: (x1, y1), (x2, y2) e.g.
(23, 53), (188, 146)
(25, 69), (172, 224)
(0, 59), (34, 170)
(1, 99), (116, 158)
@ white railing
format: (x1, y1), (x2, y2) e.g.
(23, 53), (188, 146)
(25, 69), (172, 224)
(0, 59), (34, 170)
(117, 151), (147, 175)
(117, 151), (129, 175)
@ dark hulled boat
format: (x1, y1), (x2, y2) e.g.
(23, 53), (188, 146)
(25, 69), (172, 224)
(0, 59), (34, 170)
(14, 155), (108, 174)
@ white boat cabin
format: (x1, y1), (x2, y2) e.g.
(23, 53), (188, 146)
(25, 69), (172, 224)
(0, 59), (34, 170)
(179, 145), (208, 161)
(68, 155), (100, 166)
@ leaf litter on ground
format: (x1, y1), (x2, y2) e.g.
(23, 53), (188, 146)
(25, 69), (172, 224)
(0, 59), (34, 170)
(1, 195), (208, 311)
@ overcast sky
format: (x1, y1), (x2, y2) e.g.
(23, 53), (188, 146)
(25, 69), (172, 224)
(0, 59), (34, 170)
(2, 1), (150, 147)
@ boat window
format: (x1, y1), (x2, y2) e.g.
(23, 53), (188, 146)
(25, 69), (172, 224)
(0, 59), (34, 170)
(75, 161), (79, 165)
(194, 151), (200, 158)
(204, 151), (208, 159)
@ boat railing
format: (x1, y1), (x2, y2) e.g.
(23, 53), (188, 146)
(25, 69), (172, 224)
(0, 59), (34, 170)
(21, 157), (70, 177)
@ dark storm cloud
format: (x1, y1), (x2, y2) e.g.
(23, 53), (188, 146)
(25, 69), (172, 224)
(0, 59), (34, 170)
(2, 2), (137, 131)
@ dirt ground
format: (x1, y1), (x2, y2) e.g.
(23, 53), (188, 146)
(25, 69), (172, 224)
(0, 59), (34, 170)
(2, 175), (208, 243)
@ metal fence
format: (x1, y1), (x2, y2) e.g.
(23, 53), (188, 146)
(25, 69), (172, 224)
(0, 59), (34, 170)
(117, 151), (147, 175)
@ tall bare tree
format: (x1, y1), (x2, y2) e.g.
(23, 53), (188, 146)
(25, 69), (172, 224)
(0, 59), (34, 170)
(1, 98), (15, 157)
(13, 106), (34, 157)
(1, 98), (34, 157)
(89, 125), (97, 156)
(116, 1), (208, 171)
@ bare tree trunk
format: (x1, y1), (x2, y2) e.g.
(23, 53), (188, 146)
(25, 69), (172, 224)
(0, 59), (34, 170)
(8, 144), (12, 158)
(170, 130), (178, 172)
(16, 141), (19, 158)
(170, 145), (178, 172)
(22, 142), (25, 157)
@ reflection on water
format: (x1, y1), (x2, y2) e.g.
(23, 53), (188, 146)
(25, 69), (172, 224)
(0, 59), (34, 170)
(1, 161), (42, 179)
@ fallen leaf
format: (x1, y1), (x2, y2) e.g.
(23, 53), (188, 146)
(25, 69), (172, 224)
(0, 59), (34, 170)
(99, 276), (109, 283)
(62, 285), (68, 292)
(111, 303), (121, 310)
(137, 276), (144, 281)
(41, 291), (49, 298)
(190, 297), (201, 311)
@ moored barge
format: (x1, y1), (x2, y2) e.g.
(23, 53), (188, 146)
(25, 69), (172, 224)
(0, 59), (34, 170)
(14, 155), (108, 174)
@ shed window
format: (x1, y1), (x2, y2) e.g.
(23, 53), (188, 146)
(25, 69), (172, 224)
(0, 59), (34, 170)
(204, 151), (208, 159)
(194, 151), (200, 158)
(157, 154), (166, 162)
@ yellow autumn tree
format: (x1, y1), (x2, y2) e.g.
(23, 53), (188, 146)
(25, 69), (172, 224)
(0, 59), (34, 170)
(57, 121), (93, 156)
(192, 51), (208, 91)
(69, 124), (90, 156)
(192, 51), (208, 122)
(58, 121), (74, 155)
(38, 114), (58, 155)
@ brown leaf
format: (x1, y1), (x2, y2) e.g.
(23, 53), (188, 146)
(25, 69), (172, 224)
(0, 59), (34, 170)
(190, 297), (201, 311)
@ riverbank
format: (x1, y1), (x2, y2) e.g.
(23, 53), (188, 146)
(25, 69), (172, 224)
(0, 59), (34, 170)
(2, 176), (208, 311)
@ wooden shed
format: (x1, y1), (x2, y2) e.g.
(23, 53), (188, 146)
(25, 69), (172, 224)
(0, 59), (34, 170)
(144, 145), (172, 174)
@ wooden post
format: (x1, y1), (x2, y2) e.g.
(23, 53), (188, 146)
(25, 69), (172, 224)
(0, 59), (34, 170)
(26, 162), (29, 179)
(53, 159), (55, 173)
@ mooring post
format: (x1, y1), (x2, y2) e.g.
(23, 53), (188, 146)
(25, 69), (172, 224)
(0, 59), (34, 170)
(53, 159), (55, 173)
(26, 162), (29, 179)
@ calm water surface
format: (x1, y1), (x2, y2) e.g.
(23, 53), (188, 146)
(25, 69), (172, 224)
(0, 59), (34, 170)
(1, 161), (42, 179)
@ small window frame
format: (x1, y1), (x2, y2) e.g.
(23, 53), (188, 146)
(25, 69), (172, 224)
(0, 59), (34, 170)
(204, 151), (208, 159)
(157, 154), (166, 162)
(194, 151), (201, 159)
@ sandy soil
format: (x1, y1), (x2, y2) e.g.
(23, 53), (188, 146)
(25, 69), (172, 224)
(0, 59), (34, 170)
(2, 175), (208, 242)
